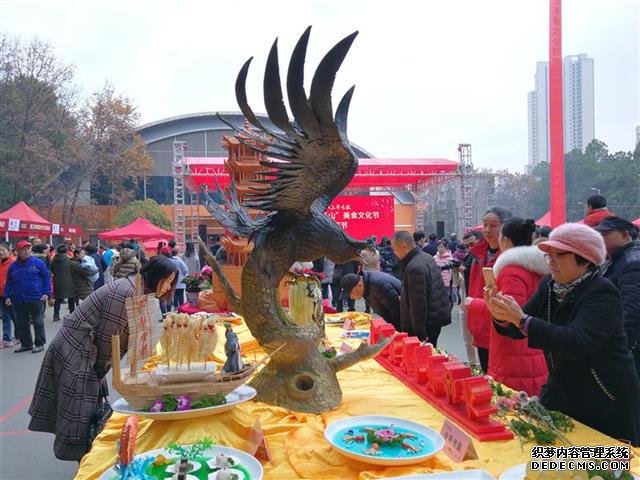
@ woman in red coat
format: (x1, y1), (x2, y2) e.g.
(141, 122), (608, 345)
(464, 207), (511, 372)
(488, 218), (548, 395)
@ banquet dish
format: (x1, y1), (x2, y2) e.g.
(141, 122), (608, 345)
(100, 443), (263, 480)
(112, 385), (257, 420)
(324, 415), (444, 466)
(499, 463), (637, 480)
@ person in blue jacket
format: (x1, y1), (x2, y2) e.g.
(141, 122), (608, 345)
(4, 240), (51, 353)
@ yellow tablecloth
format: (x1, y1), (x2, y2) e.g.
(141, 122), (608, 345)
(77, 313), (640, 479)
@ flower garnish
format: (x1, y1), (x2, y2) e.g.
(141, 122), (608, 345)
(149, 400), (165, 413)
(176, 395), (191, 411)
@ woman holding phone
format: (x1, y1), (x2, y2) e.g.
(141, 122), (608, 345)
(487, 223), (640, 444)
(463, 206), (511, 372)
(486, 218), (548, 396)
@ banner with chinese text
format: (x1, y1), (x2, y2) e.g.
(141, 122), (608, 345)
(326, 195), (394, 240)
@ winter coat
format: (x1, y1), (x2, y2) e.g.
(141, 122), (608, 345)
(467, 239), (501, 349)
(361, 270), (402, 329)
(360, 248), (381, 271)
(583, 208), (615, 227)
(28, 277), (135, 461)
(70, 258), (98, 300)
(379, 246), (397, 276)
(602, 241), (640, 350)
(181, 254), (200, 275)
(111, 248), (141, 279)
(488, 246), (549, 395)
(496, 274), (640, 445)
(398, 247), (451, 341)
(170, 255), (189, 289)
(332, 261), (359, 283)
(4, 256), (51, 304)
(433, 250), (454, 286)
(89, 251), (107, 290)
(0, 255), (15, 296)
(423, 240), (438, 256)
(33, 252), (50, 269)
(49, 254), (75, 300)
(321, 258), (335, 286)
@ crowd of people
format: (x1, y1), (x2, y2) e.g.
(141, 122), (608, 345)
(333, 193), (640, 445)
(3, 191), (639, 460)
(0, 237), (205, 353)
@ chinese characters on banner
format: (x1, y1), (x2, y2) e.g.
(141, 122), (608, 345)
(326, 195), (394, 239)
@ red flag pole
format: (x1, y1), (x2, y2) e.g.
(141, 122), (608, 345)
(549, 0), (566, 226)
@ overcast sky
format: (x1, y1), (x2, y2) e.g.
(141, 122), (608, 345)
(2, 0), (638, 171)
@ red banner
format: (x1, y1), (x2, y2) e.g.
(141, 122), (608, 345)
(326, 195), (394, 240)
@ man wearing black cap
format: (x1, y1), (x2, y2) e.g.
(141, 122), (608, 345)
(596, 216), (640, 375)
(584, 194), (615, 227)
(340, 271), (402, 329)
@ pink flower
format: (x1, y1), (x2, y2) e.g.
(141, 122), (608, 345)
(374, 429), (397, 442)
(176, 395), (191, 411)
(201, 266), (213, 276)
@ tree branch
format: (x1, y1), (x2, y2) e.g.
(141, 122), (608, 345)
(327, 335), (393, 372)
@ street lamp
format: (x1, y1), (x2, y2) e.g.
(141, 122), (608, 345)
(590, 187), (601, 195)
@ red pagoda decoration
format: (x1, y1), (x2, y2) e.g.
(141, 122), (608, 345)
(223, 120), (272, 205)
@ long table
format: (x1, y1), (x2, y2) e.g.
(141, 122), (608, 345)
(76, 314), (640, 479)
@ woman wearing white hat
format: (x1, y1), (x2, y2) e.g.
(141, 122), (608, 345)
(487, 222), (640, 445)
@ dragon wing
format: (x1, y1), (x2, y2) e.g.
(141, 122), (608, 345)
(218, 27), (359, 217)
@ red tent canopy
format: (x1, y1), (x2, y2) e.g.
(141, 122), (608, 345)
(99, 218), (174, 241)
(536, 211), (551, 227)
(0, 201), (52, 237)
(633, 217), (640, 228)
(184, 157), (459, 191)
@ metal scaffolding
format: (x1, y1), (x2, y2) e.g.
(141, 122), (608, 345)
(458, 143), (475, 230)
(172, 141), (187, 250)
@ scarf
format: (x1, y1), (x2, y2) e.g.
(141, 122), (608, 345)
(552, 268), (598, 302)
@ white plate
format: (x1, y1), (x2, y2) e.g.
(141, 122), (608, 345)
(324, 415), (445, 466)
(112, 385), (257, 420)
(499, 463), (639, 480)
(340, 329), (370, 339)
(99, 444), (263, 480)
(498, 464), (524, 480)
(385, 470), (496, 480)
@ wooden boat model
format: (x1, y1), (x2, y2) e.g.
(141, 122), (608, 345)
(108, 283), (281, 410)
(111, 334), (282, 409)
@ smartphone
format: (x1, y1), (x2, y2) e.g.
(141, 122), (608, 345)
(482, 267), (496, 289)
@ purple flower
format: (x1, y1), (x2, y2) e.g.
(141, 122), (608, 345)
(150, 400), (165, 412)
(176, 395), (191, 411)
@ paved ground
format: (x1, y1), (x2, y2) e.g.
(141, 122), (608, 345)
(0, 301), (468, 480)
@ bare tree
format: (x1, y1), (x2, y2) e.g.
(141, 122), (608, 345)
(0, 34), (78, 210)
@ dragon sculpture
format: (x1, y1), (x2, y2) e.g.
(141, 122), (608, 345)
(203, 27), (391, 413)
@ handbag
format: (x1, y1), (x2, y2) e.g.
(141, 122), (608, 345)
(88, 382), (113, 445)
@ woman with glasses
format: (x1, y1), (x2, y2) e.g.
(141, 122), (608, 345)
(487, 223), (640, 445)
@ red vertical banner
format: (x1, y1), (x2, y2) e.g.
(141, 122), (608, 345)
(549, 0), (566, 226)
(326, 195), (395, 240)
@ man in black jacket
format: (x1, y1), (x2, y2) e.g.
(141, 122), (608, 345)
(340, 271), (401, 329)
(595, 216), (640, 375)
(392, 231), (451, 346)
